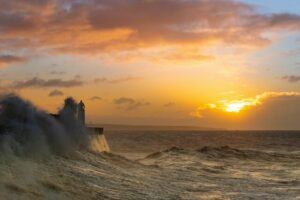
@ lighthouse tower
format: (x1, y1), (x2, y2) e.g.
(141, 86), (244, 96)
(77, 100), (85, 125)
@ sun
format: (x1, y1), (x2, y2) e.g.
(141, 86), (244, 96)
(225, 102), (246, 113)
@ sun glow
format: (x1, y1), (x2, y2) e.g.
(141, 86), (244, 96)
(225, 102), (246, 113)
(224, 99), (259, 113)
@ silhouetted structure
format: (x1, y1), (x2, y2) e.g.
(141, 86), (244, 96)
(78, 100), (85, 125)
(50, 100), (103, 135)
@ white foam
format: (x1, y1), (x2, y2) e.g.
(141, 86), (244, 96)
(89, 134), (110, 153)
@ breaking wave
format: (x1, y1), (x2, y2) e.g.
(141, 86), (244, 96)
(145, 145), (300, 161)
(0, 94), (89, 158)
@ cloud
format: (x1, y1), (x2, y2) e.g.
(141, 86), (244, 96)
(162, 51), (214, 62)
(0, 54), (27, 67)
(192, 92), (300, 130)
(48, 89), (64, 97)
(89, 96), (102, 101)
(74, 75), (81, 79)
(163, 102), (175, 108)
(50, 71), (66, 75)
(11, 77), (84, 89)
(0, 12), (36, 32)
(1, 0), (300, 62)
(94, 76), (142, 84)
(113, 97), (150, 110)
(282, 75), (300, 83)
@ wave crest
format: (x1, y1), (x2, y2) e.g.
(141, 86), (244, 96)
(144, 145), (300, 161)
(0, 94), (88, 158)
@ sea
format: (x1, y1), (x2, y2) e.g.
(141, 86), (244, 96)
(1, 129), (300, 200)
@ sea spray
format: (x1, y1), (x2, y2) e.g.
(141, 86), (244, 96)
(0, 94), (88, 157)
(58, 97), (89, 150)
(89, 134), (110, 153)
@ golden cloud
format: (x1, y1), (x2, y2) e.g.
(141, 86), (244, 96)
(192, 91), (300, 129)
(1, 0), (300, 63)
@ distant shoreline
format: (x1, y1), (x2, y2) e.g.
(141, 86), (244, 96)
(87, 123), (218, 131)
(87, 124), (300, 131)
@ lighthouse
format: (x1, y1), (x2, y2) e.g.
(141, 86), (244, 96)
(77, 100), (85, 125)
(49, 98), (108, 152)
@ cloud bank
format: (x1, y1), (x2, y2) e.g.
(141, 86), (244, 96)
(1, 0), (300, 62)
(11, 77), (84, 89)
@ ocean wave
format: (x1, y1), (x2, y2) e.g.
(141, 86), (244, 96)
(0, 95), (299, 199)
(0, 150), (184, 200)
(143, 145), (300, 162)
(1, 146), (300, 199)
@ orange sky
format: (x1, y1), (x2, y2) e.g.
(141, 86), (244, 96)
(1, 0), (300, 129)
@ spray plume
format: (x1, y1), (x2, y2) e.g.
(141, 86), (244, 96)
(0, 94), (89, 158)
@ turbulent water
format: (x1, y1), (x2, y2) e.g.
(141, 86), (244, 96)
(1, 130), (300, 199)
(0, 94), (299, 199)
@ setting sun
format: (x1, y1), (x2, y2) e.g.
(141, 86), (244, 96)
(225, 102), (247, 113)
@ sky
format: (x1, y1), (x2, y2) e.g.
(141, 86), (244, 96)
(1, 0), (300, 129)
